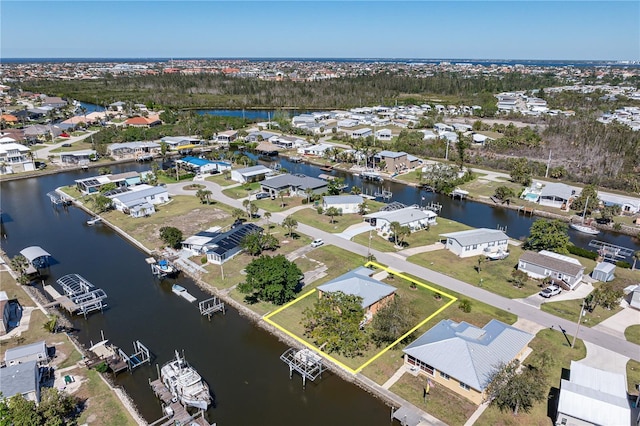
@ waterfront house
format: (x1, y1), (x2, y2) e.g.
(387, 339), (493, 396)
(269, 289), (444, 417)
(108, 141), (161, 160)
(317, 267), (396, 325)
(75, 171), (141, 194)
(216, 130), (238, 144)
(403, 319), (533, 405)
(41, 96), (67, 108)
(322, 195), (364, 214)
(372, 150), (420, 173)
(204, 223), (264, 264)
(110, 185), (169, 216)
(160, 136), (201, 151)
(598, 192), (640, 215)
(245, 131), (278, 143)
(231, 165), (274, 183)
(271, 135), (306, 149)
(177, 156), (228, 175)
(4, 341), (49, 366)
(365, 206), (437, 233)
(0, 141), (35, 174)
(539, 182), (575, 210)
(556, 361), (630, 426)
(590, 262), (616, 282)
(298, 143), (333, 156)
(59, 149), (96, 165)
(260, 173), (327, 197)
(0, 360), (41, 403)
(124, 115), (161, 127)
(440, 228), (509, 258)
(517, 250), (585, 290)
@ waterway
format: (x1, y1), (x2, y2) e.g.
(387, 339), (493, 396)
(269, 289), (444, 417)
(0, 165), (393, 425)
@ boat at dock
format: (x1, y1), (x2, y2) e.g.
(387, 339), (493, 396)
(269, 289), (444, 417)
(570, 222), (600, 235)
(160, 350), (212, 411)
(172, 284), (197, 303)
(86, 216), (102, 225)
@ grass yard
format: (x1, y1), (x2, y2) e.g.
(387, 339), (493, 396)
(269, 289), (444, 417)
(625, 324), (640, 345)
(409, 245), (542, 299)
(476, 328), (587, 426)
(459, 178), (522, 199)
(390, 373), (478, 426)
(49, 139), (94, 153)
(254, 196), (305, 213)
(75, 369), (138, 426)
(205, 173), (236, 187)
(222, 182), (262, 199)
(0, 271), (35, 307)
(291, 208), (365, 233)
(393, 170), (424, 185)
(627, 360), (640, 395)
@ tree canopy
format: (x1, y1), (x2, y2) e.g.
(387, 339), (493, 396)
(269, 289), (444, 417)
(159, 226), (183, 249)
(523, 219), (570, 254)
(484, 359), (547, 416)
(303, 291), (368, 357)
(238, 254), (302, 305)
(369, 296), (416, 347)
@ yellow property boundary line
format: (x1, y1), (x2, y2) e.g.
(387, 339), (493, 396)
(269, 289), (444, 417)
(263, 261), (457, 374)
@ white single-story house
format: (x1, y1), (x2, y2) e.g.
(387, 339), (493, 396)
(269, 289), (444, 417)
(403, 319), (533, 405)
(297, 143), (333, 156)
(110, 185), (169, 216)
(160, 136), (201, 151)
(421, 130), (437, 140)
(591, 262), (616, 282)
(317, 267), (396, 324)
(598, 192), (640, 215)
(4, 341), (48, 366)
(518, 250), (585, 290)
(440, 228), (510, 258)
(216, 130), (238, 144)
(0, 360), (41, 403)
(375, 129), (393, 141)
(539, 183), (575, 209)
(260, 173), (328, 197)
(556, 361), (630, 426)
(230, 165), (274, 183)
(108, 141), (160, 159)
(60, 149), (96, 164)
(271, 135), (306, 149)
(351, 128), (373, 139)
(322, 195), (364, 214)
(434, 123), (454, 133)
(204, 224), (264, 264)
(365, 206), (437, 233)
(245, 131), (278, 143)
(176, 156), (230, 174)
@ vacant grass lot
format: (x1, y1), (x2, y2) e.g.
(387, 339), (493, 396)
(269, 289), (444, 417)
(409, 245), (542, 299)
(292, 209), (364, 233)
(205, 173), (235, 187)
(222, 182), (262, 199)
(255, 196), (306, 213)
(625, 324), (640, 345)
(459, 178), (522, 199)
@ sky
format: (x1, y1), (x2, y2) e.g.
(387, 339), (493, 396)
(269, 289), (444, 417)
(1, 1), (639, 61)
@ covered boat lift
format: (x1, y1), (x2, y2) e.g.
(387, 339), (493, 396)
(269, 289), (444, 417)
(19, 246), (52, 273)
(55, 273), (108, 317)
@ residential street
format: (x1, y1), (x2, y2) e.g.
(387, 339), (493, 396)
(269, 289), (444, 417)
(167, 180), (640, 361)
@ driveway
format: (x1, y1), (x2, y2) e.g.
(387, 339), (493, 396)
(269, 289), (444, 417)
(519, 281), (594, 309)
(593, 306), (640, 339)
(335, 222), (374, 240)
(579, 342), (629, 376)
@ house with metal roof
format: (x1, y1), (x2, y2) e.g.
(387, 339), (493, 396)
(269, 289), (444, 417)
(0, 360), (41, 402)
(4, 341), (49, 366)
(518, 250), (585, 290)
(539, 182), (575, 210)
(59, 149), (97, 165)
(110, 186), (169, 217)
(591, 261), (616, 282)
(160, 136), (201, 151)
(440, 228), (510, 258)
(75, 171), (140, 194)
(204, 223), (264, 264)
(107, 141), (160, 160)
(322, 195), (364, 214)
(176, 156), (229, 175)
(365, 206), (437, 233)
(556, 361), (630, 426)
(231, 165), (274, 183)
(351, 128), (373, 139)
(317, 267), (396, 323)
(403, 319), (533, 405)
(260, 173), (327, 197)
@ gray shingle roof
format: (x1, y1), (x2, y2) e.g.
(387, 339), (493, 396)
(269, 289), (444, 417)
(4, 341), (47, 363)
(0, 360), (38, 399)
(540, 182), (574, 200)
(317, 267), (396, 309)
(365, 206), (436, 225)
(262, 173), (327, 191)
(323, 195), (363, 205)
(519, 251), (584, 276)
(403, 319), (533, 391)
(440, 228), (509, 246)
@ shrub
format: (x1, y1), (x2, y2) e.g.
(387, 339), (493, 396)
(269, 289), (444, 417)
(616, 260), (631, 269)
(613, 222), (622, 231)
(458, 298), (472, 313)
(316, 206), (324, 214)
(201, 256), (207, 264)
(94, 362), (109, 373)
(567, 244), (598, 260)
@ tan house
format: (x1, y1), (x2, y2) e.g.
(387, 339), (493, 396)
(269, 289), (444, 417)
(317, 266), (396, 324)
(403, 319), (533, 405)
(373, 150), (420, 173)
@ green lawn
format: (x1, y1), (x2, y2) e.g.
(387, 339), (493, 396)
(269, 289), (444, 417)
(0, 271), (35, 307)
(540, 290), (622, 327)
(393, 170), (424, 185)
(459, 178), (523, 199)
(205, 173), (236, 187)
(627, 360), (640, 395)
(625, 324), (640, 345)
(476, 329), (587, 426)
(254, 196), (306, 213)
(222, 182), (262, 199)
(76, 370), (138, 426)
(409, 246), (542, 299)
(291, 208), (365, 233)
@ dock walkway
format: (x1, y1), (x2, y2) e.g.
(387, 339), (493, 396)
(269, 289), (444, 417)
(149, 379), (211, 426)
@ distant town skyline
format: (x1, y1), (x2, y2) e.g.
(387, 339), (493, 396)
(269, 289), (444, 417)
(2, 1), (638, 61)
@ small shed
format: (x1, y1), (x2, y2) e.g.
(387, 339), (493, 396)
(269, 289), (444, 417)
(591, 262), (616, 282)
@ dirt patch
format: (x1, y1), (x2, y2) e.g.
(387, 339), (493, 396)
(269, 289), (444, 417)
(139, 208), (230, 249)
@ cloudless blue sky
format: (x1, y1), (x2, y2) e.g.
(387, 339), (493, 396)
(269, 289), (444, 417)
(2, 1), (638, 60)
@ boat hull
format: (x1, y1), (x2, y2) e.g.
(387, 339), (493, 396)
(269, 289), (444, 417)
(570, 223), (600, 235)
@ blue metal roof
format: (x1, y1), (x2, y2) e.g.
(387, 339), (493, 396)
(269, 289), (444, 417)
(180, 156), (214, 167)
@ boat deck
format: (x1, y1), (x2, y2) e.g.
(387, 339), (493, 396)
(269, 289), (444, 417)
(149, 379), (211, 426)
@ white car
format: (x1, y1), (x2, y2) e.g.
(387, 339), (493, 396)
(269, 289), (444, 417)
(311, 239), (324, 248)
(539, 285), (561, 298)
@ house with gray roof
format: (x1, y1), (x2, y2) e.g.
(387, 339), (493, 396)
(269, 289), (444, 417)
(539, 182), (575, 210)
(260, 173), (327, 197)
(0, 360), (41, 402)
(365, 206), (437, 233)
(107, 141), (160, 159)
(403, 319), (533, 405)
(231, 165), (274, 183)
(110, 185), (169, 217)
(59, 149), (97, 164)
(204, 223), (264, 264)
(556, 361), (630, 426)
(4, 341), (49, 366)
(322, 195), (364, 214)
(440, 228), (510, 258)
(317, 267), (396, 324)
(373, 150), (420, 173)
(518, 250), (585, 290)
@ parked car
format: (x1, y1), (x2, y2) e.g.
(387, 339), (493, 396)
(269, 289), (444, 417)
(61, 143), (72, 147)
(539, 285), (562, 298)
(255, 192), (270, 200)
(310, 239), (324, 248)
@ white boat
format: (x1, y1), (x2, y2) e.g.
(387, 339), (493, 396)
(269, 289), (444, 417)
(571, 195), (599, 235)
(570, 223), (600, 235)
(172, 284), (187, 296)
(161, 350), (211, 411)
(87, 217), (102, 225)
(157, 259), (178, 276)
(484, 249), (510, 260)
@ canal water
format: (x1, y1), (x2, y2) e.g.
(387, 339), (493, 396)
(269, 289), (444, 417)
(0, 165), (393, 425)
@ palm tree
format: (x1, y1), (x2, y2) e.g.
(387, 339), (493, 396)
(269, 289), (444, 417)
(632, 251), (640, 270)
(350, 186), (362, 195)
(263, 211), (272, 234)
(249, 203), (259, 219)
(242, 199), (251, 218)
(232, 208), (244, 221)
(325, 207), (340, 224)
(305, 188), (314, 204)
(282, 215), (298, 237)
(278, 190), (287, 208)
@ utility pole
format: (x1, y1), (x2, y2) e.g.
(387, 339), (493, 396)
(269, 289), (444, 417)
(571, 299), (586, 348)
(367, 229), (373, 260)
(445, 139), (450, 161)
(545, 150), (552, 178)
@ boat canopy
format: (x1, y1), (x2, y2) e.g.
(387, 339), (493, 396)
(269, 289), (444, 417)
(19, 246), (51, 263)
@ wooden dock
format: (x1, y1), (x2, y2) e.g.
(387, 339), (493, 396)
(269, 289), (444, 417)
(199, 297), (225, 320)
(149, 379), (212, 426)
